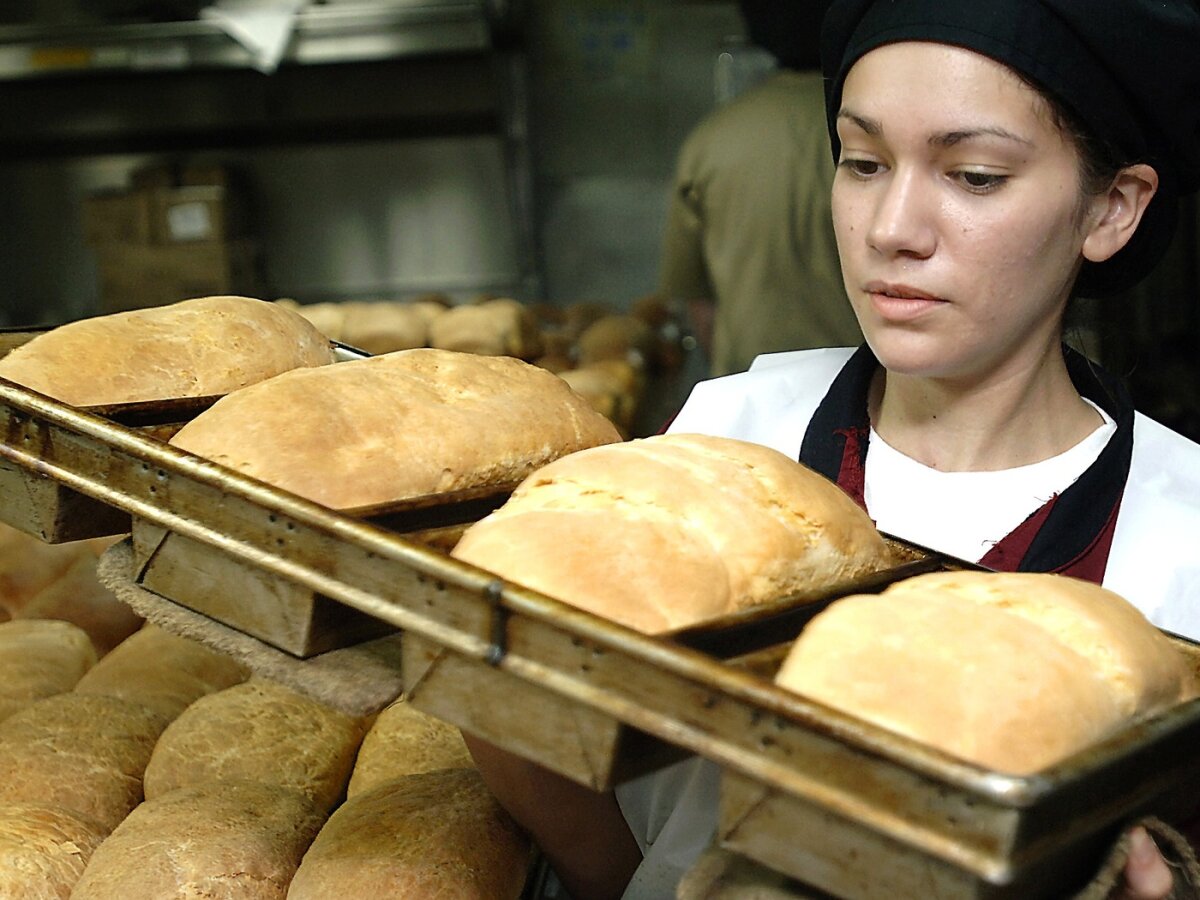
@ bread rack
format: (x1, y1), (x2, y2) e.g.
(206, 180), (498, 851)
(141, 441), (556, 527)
(3, 374), (1200, 899)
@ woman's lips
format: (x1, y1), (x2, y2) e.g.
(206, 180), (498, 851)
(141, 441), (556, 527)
(865, 283), (947, 321)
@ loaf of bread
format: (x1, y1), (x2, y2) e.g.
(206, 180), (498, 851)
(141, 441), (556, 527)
(287, 768), (531, 900)
(278, 300), (347, 341)
(0, 524), (89, 619)
(346, 699), (473, 799)
(575, 314), (655, 367)
(0, 296), (335, 406)
(0, 620), (96, 723)
(143, 679), (368, 812)
(169, 348), (621, 510)
(70, 780), (326, 900)
(17, 546), (143, 657)
(428, 298), (545, 359)
(0, 693), (170, 831)
(74, 624), (248, 720)
(558, 359), (643, 434)
(0, 802), (108, 899)
(453, 433), (895, 633)
(775, 571), (1198, 774)
(340, 299), (446, 354)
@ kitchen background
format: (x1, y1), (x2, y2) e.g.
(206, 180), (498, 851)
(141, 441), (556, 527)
(0, 0), (1196, 435)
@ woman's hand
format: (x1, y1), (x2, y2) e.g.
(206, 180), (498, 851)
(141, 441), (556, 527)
(1114, 827), (1174, 900)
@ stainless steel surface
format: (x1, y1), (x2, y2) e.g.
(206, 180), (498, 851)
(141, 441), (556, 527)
(0, 2), (492, 79)
(3, 376), (1199, 898)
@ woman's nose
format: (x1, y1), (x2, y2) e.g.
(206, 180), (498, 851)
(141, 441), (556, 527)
(867, 169), (937, 259)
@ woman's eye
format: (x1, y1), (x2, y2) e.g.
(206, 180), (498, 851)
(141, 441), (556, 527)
(955, 170), (1008, 192)
(840, 158), (884, 178)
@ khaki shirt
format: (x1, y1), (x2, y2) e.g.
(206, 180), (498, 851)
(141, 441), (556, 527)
(659, 69), (861, 376)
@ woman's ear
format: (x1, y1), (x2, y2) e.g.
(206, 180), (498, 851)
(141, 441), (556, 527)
(1081, 163), (1159, 263)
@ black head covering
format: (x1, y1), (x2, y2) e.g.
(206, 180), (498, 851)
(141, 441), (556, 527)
(820, 0), (1200, 296)
(738, 0), (833, 70)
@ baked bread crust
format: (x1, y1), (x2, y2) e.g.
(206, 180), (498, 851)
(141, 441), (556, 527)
(346, 699), (472, 799)
(69, 780), (326, 899)
(169, 348), (622, 510)
(0, 296), (335, 406)
(288, 768), (530, 900)
(0, 802), (108, 899)
(452, 433), (894, 633)
(143, 679), (368, 813)
(775, 571), (1199, 774)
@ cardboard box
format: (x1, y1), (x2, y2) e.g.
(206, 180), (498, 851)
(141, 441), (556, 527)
(95, 240), (263, 313)
(81, 191), (155, 245)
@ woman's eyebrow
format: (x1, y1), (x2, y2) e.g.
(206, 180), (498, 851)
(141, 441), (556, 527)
(838, 110), (881, 135)
(838, 109), (1034, 148)
(931, 126), (1035, 148)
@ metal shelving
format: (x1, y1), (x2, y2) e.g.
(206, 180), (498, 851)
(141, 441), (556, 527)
(0, 2), (498, 79)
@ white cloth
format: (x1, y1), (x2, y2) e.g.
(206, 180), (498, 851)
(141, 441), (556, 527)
(863, 402), (1116, 563)
(201, 0), (305, 74)
(616, 347), (1200, 900)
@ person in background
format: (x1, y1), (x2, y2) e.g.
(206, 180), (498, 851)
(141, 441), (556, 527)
(466, 1), (1200, 898)
(658, 0), (861, 376)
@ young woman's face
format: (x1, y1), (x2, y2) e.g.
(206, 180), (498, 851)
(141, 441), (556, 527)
(832, 41), (1096, 383)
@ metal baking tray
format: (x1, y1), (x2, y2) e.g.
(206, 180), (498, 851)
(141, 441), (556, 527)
(0, 389), (219, 542)
(717, 635), (1200, 899)
(3, 375), (1199, 898)
(130, 484), (512, 658)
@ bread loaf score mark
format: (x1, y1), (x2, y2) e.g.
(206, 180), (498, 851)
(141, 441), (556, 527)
(452, 433), (896, 634)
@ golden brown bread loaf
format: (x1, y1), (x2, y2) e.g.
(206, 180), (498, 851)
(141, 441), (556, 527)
(280, 300), (347, 340)
(774, 571), (1199, 775)
(0, 693), (170, 832)
(70, 780), (326, 900)
(346, 699), (473, 799)
(0, 620), (96, 723)
(575, 314), (655, 367)
(452, 433), (895, 633)
(428, 298), (545, 359)
(0, 802), (108, 899)
(558, 359), (643, 435)
(287, 768), (531, 900)
(0, 525), (88, 619)
(74, 624), (248, 720)
(142, 679), (368, 812)
(169, 348), (622, 510)
(0, 296), (335, 406)
(17, 546), (143, 657)
(340, 299), (446, 354)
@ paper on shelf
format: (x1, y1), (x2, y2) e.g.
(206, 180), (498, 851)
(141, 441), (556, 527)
(200, 0), (307, 74)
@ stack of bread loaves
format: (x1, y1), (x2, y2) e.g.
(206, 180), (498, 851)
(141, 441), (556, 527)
(452, 433), (896, 633)
(286, 698), (530, 898)
(0, 295), (335, 406)
(168, 348), (621, 510)
(0, 619), (96, 723)
(775, 571), (1198, 774)
(0, 525), (144, 656)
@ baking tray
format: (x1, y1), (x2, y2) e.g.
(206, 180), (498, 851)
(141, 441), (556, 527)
(403, 552), (947, 789)
(717, 634), (1200, 899)
(0, 388), (219, 542)
(4, 375), (1200, 897)
(130, 484), (512, 658)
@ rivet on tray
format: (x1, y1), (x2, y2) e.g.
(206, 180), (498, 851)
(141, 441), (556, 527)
(484, 580), (507, 667)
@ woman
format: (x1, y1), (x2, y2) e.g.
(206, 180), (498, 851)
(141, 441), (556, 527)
(466, 1), (1200, 897)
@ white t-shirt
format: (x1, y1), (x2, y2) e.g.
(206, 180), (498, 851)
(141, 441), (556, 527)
(864, 400), (1117, 562)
